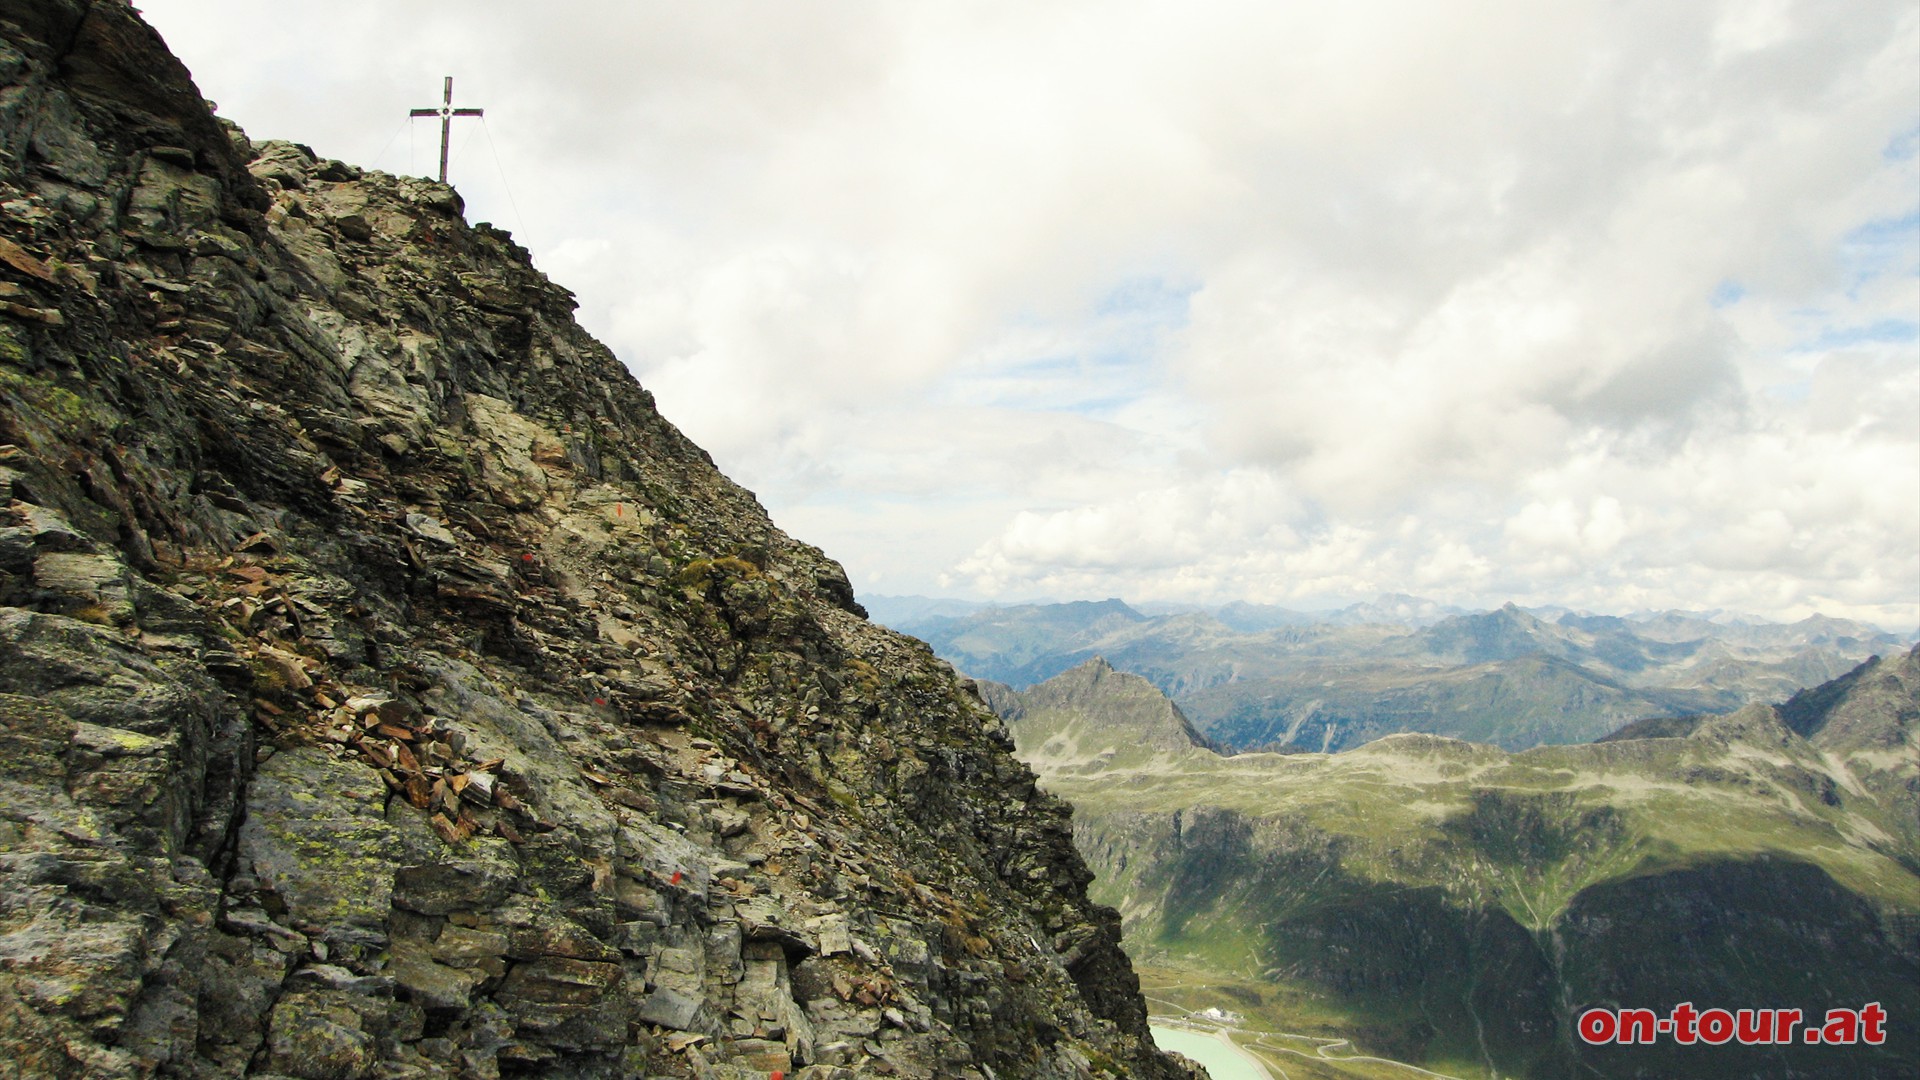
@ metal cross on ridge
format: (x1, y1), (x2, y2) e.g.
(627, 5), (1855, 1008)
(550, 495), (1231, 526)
(409, 76), (483, 184)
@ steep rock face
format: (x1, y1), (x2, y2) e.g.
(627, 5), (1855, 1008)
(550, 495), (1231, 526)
(0, 4), (1194, 1078)
(1777, 647), (1920, 860)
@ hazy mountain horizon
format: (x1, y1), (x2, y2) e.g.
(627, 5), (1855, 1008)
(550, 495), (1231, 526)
(875, 594), (1912, 753)
(863, 591), (1920, 639)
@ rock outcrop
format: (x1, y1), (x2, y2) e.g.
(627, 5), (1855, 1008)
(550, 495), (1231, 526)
(989, 659), (1224, 773)
(0, 3), (1196, 1077)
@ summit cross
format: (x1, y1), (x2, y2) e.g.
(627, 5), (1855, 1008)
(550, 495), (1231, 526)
(408, 76), (484, 184)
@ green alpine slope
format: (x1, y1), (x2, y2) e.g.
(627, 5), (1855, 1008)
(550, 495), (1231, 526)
(995, 651), (1920, 1079)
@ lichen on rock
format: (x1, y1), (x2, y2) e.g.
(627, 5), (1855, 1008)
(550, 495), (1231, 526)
(0, 2), (1198, 1077)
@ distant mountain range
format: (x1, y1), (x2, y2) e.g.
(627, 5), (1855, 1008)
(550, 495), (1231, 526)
(874, 594), (1909, 751)
(987, 651), (1920, 1079)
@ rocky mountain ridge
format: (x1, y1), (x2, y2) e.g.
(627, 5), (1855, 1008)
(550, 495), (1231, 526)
(889, 597), (1903, 752)
(0, 4), (1194, 1077)
(975, 661), (1224, 774)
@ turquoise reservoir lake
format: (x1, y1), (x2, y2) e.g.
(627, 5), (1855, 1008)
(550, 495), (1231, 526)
(1150, 1024), (1272, 1080)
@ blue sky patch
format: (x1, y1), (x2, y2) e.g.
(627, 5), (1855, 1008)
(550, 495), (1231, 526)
(1093, 274), (1199, 325)
(1884, 125), (1920, 162)
(1792, 317), (1920, 352)
(1840, 210), (1920, 298)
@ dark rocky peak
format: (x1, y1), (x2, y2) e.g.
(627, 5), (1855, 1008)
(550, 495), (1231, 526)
(1022, 656), (1124, 707)
(1779, 644), (1920, 750)
(1689, 702), (1801, 749)
(1062, 654), (1116, 680)
(1598, 647), (1920, 755)
(1012, 658), (1223, 756)
(0, 4), (1194, 1077)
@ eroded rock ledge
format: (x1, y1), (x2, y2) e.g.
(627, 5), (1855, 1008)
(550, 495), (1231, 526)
(0, 3), (1196, 1077)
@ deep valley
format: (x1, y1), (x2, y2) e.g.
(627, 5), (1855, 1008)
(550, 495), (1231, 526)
(988, 652), (1920, 1078)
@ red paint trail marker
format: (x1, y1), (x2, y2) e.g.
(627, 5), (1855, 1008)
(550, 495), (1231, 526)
(669, 869), (682, 885)
(594, 697), (607, 706)
(771, 1072), (783, 1080)
(521, 553), (533, 562)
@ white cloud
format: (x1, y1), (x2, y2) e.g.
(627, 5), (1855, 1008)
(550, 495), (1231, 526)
(138, 0), (1920, 628)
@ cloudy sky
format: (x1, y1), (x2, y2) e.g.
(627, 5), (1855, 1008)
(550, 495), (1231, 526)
(140, 1), (1919, 628)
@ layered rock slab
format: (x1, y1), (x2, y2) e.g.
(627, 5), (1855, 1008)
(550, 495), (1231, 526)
(0, 3), (1195, 1077)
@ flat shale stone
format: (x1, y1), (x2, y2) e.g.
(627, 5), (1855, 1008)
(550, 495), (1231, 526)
(0, 6), (1198, 1076)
